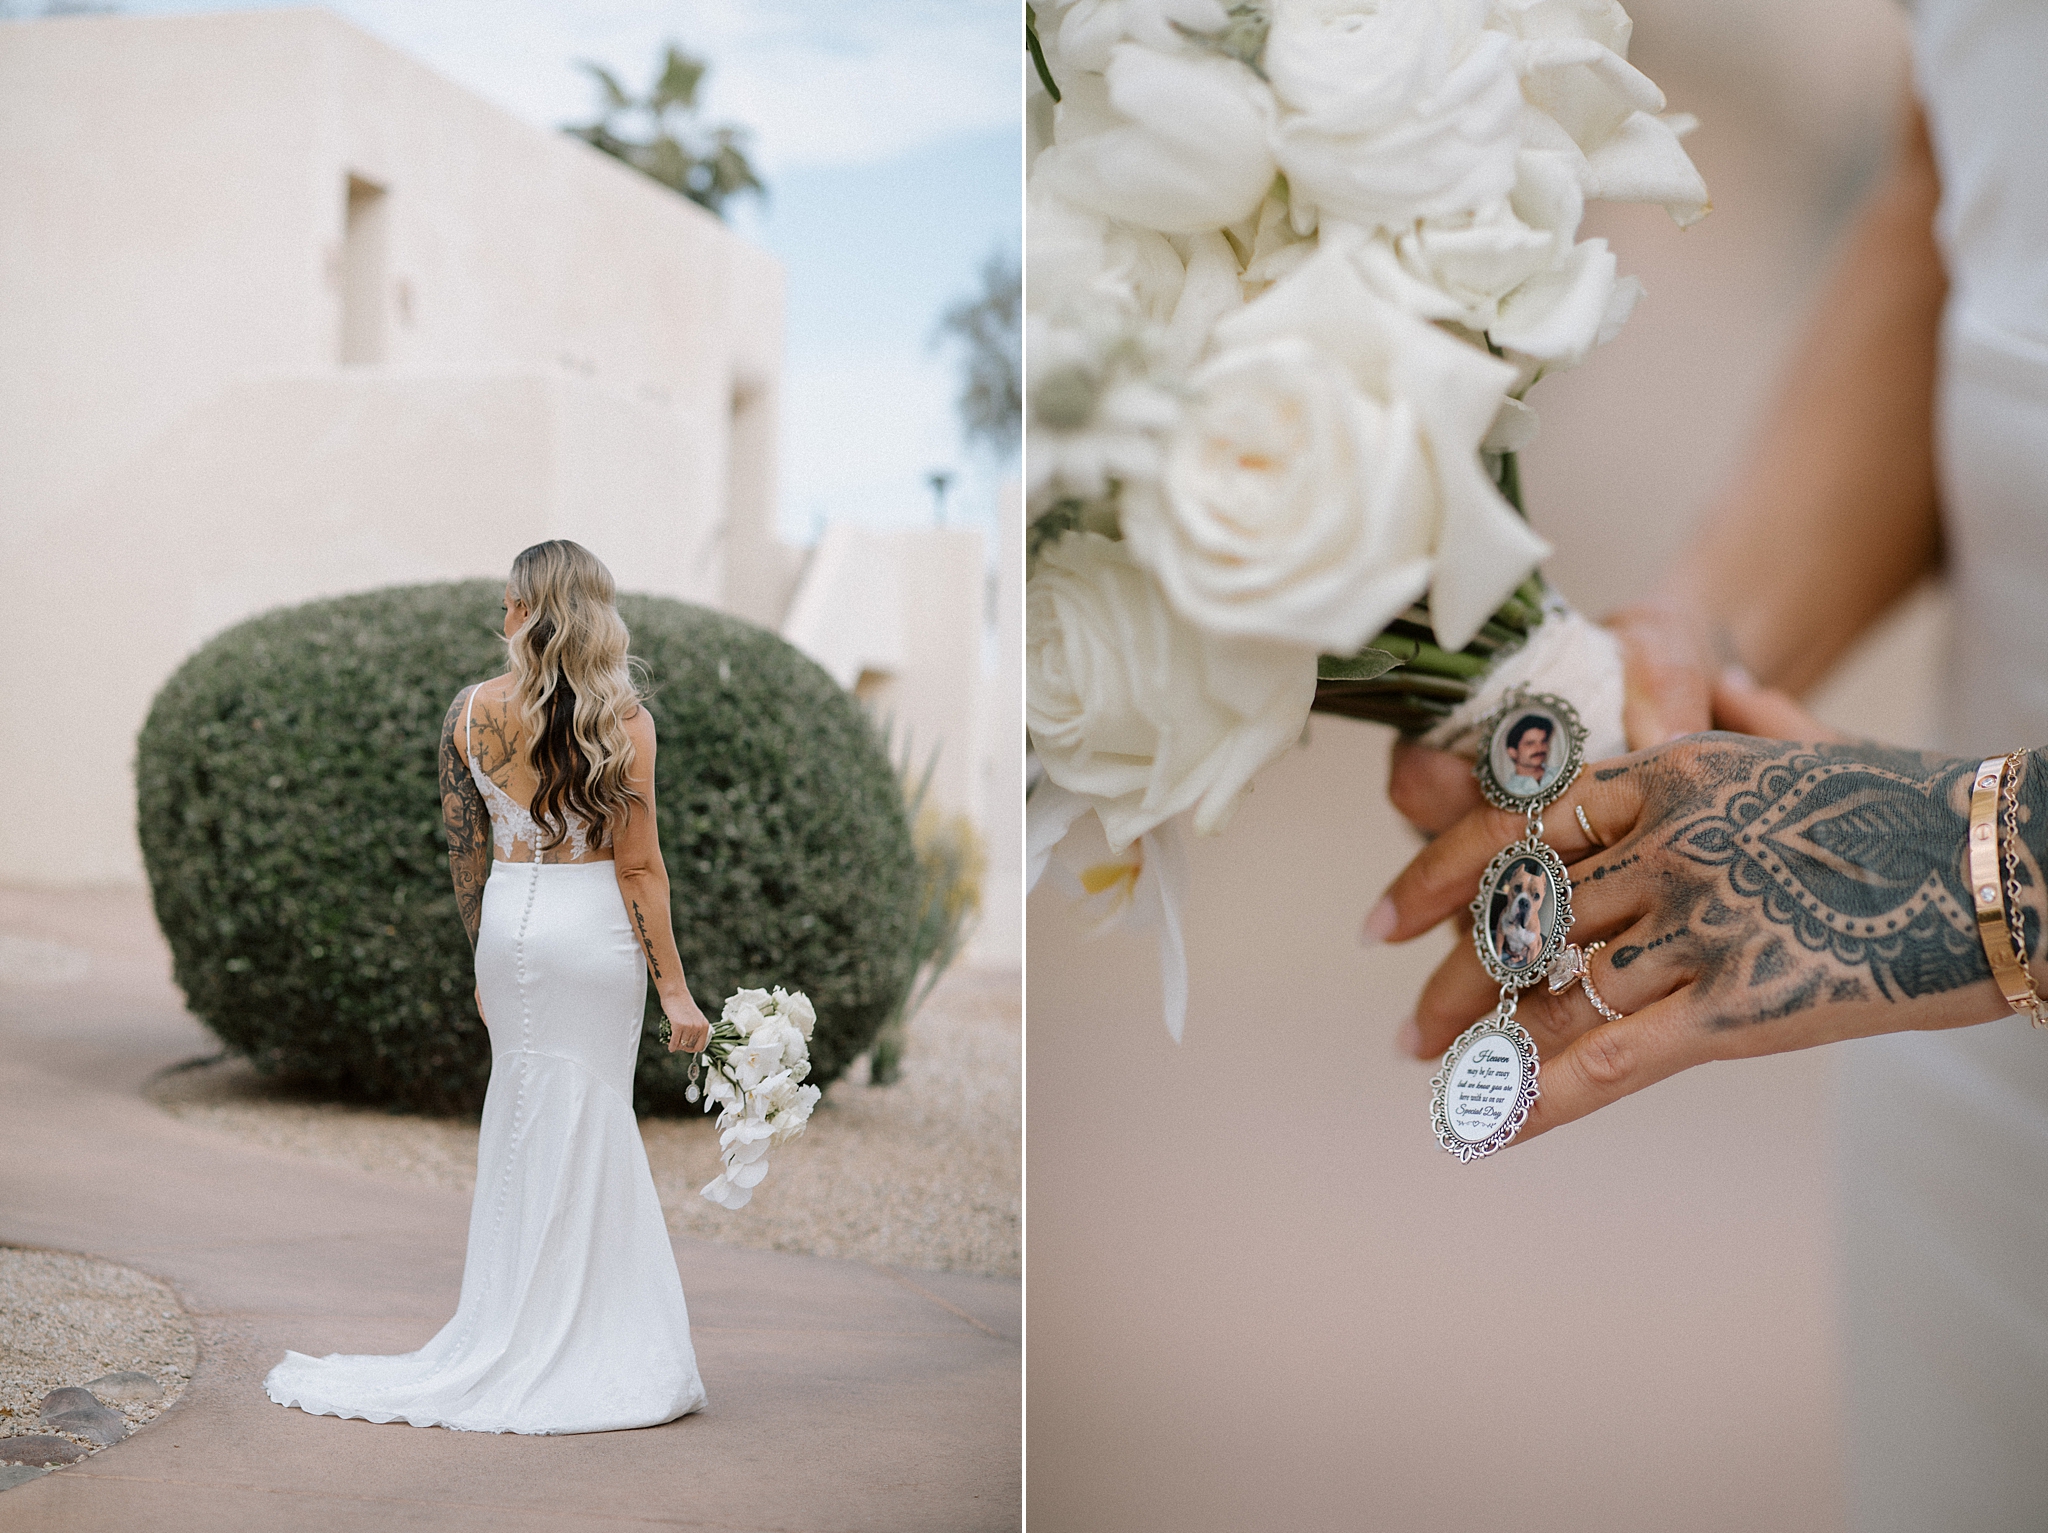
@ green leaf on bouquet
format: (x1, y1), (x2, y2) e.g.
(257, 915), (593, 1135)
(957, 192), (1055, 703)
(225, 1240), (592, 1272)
(1026, 6), (1061, 102)
(1317, 649), (1404, 682)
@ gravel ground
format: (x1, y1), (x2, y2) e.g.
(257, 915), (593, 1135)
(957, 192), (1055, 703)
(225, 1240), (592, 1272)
(147, 967), (1021, 1278)
(0, 1248), (196, 1459)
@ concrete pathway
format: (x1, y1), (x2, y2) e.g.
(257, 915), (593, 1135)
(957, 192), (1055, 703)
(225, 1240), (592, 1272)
(0, 889), (1019, 1532)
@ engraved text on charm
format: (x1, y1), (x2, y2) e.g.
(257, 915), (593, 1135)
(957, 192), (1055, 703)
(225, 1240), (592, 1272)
(1431, 1012), (1540, 1161)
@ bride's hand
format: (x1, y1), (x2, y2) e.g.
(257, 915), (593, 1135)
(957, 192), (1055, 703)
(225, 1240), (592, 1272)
(1385, 604), (1833, 838)
(1370, 733), (2017, 1143)
(665, 1000), (711, 1054)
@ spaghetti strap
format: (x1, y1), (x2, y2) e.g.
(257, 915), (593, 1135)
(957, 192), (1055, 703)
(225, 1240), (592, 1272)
(463, 684), (476, 761)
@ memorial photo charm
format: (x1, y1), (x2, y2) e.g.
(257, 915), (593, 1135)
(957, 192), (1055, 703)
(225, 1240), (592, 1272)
(1470, 839), (1574, 988)
(1435, 692), (1584, 1159)
(1430, 1008), (1540, 1162)
(1473, 692), (1586, 815)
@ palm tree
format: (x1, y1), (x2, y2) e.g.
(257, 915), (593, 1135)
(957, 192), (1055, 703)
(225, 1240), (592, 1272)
(935, 252), (1022, 458)
(564, 44), (766, 221)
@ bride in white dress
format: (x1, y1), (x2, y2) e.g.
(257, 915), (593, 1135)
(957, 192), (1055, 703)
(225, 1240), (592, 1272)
(266, 540), (714, 1434)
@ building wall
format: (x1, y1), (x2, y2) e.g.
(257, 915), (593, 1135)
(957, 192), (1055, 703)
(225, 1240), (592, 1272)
(0, 10), (788, 885)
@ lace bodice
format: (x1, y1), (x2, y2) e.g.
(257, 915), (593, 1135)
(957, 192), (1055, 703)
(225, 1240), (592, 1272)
(464, 686), (604, 863)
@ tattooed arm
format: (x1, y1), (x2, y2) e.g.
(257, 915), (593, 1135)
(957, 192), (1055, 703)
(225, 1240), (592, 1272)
(1375, 735), (2044, 1141)
(610, 706), (711, 1053)
(439, 685), (491, 948)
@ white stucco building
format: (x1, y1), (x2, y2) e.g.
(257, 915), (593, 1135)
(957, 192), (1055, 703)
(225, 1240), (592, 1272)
(1, 8), (1018, 961)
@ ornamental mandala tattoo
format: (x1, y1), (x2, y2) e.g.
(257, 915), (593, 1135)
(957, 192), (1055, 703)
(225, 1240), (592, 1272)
(1614, 739), (2048, 1031)
(1671, 751), (1984, 1000)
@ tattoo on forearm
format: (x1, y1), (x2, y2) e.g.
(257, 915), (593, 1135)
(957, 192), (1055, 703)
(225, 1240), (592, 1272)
(439, 689), (491, 948)
(1621, 739), (2048, 1030)
(631, 899), (663, 980)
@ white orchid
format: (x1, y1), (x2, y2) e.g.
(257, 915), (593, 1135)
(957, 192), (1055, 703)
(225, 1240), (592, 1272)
(691, 986), (820, 1207)
(1029, 782), (1193, 1041)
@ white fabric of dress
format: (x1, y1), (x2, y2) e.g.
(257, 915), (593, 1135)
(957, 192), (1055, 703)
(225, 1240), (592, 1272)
(1838, 5), (2048, 1526)
(264, 690), (706, 1434)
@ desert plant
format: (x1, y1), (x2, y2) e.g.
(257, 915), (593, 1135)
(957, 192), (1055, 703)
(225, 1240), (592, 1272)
(867, 741), (987, 1085)
(136, 581), (918, 1115)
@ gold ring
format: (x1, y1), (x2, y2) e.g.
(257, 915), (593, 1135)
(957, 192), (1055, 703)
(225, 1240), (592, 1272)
(1575, 804), (1607, 849)
(1579, 940), (1626, 1023)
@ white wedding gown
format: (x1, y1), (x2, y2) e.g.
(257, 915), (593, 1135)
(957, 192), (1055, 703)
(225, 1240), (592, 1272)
(1837, 3), (2048, 1526)
(264, 696), (706, 1434)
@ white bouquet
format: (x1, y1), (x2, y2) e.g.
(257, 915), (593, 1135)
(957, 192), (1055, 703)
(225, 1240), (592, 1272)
(1024, 0), (1708, 1037)
(662, 987), (823, 1210)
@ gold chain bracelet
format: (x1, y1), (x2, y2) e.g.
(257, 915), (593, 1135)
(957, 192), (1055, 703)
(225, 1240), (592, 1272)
(1969, 753), (2048, 1026)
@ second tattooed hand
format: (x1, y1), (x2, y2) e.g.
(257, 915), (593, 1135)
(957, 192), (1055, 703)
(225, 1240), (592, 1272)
(1376, 734), (2041, 1141)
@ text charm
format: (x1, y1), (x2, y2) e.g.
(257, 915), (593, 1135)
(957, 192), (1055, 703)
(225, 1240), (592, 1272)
(1431, 996), (1541, 1162)
(1428, 691), (1588, 1160)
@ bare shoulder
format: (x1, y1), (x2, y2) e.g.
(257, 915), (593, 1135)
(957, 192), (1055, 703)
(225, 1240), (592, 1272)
(622, 702), (657, 751)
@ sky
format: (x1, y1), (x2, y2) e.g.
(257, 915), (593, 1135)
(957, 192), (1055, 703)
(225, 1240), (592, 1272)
(106, 0), (1023, 543)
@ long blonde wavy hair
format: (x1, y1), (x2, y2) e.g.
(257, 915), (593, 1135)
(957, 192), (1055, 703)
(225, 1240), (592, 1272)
(504, 540), (644, 850)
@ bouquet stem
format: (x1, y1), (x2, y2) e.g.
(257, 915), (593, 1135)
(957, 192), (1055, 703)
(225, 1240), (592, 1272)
(1313, 451), (1552, 729)
(1311, 450), (1627, 763)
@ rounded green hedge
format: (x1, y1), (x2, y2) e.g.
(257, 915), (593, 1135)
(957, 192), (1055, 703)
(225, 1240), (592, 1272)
(137, 581), (919, 1115)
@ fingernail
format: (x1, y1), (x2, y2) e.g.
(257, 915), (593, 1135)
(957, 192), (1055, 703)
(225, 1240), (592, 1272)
(1362, 896), (1398, 945)
(1395, 1017), (1422, 1058)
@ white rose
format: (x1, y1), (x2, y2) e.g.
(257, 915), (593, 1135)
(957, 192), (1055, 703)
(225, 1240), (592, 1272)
(723, 989), (770, 1022)
(1025, 182), (1186, 324)
(1027, 531), (1317, 848)
(1488, 3), (1709, 225)
(1120, 334), (1437, 653)
(771, 1084), (821, 1146)
(779, 990), (817, 1039)
(1054, 0), (1232, 74)
(1211, 245), (1547, 649)
(1267, 0), (1525, 232)
(1033, 46), (1277, 234)
(1349, 149), (1638, 372)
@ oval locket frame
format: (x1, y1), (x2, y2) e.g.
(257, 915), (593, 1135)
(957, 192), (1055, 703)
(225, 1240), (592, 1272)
(1473, 691), (1586, 816)
(1430, 1012), (1541, 1161)
(1469, 838), (1574, 988)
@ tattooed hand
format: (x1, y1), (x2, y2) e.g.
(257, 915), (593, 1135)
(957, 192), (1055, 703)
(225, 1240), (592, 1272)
(1373, 734), (2044, 1141)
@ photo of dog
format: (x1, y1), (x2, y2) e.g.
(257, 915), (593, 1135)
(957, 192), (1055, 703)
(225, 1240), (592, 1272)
(1489, 857), (1551, 971)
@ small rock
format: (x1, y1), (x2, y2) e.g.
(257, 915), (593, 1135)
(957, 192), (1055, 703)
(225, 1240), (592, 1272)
(43, 1406), (126, 1447)
(38, 1388), (101, 1420)
(82, 1372), (163, 1406)
(0, 1436), (87, 1468)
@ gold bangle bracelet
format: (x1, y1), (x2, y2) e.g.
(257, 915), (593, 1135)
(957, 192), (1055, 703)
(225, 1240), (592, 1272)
(1968, 754), (2048, 1026)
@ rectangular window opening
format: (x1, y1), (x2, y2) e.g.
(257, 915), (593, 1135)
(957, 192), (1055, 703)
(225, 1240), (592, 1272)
(340, 174), (388, 366)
